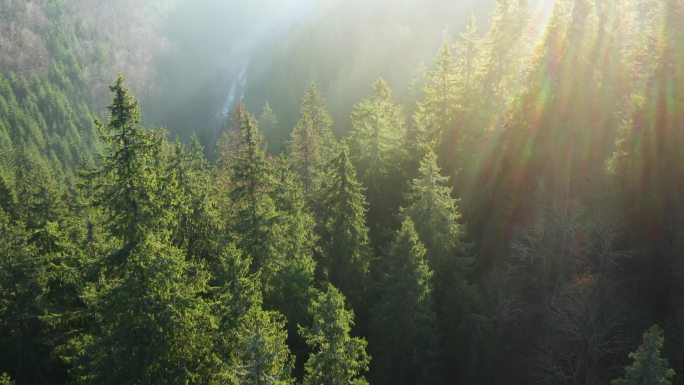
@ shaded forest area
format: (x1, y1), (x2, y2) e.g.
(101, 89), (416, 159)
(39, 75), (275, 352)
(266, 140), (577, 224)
(1, 0), (684, 385)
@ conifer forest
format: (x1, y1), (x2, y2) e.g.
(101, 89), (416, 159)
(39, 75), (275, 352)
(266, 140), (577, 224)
(2, 0), (684, 384)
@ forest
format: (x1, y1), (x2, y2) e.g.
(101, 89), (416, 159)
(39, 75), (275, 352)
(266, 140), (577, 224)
(1, 0), (683, 384)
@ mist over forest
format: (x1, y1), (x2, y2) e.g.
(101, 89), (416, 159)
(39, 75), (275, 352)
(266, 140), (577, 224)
(1, 1), (684, 385)
(143, 0), (498, 151)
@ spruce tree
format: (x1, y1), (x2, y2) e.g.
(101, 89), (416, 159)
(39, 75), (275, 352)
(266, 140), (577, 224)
(288, 83), (336, 195)
(348, 78), (408, 246)
(213, 246), (295, 385)
(84, 75), (163, 244)
(300, 284), (370, 385)
(163, 135), (218, 263)
(227, 107), (314, 342)
(75, 235), (216, 385)
(226, 102), (277, 276)
(413, 43), (459, 152)
(259, 101), (282, 154)
(370, 218), (440, 385)
(317, 145), (371, 311)
(265, 156), (317, 371)
(402, 150), (469, 267)
(611, 325), (675, 385)
(74, 77), (218, 384)
(402, 149), (477, 381)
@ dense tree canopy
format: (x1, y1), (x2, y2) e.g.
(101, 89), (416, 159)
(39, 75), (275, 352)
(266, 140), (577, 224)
(1, 1), (684, 385)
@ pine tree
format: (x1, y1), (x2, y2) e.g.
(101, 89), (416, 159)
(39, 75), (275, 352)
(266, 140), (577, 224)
(300, 284), (370, 385)
(266, 156), (316, 322)
(288, 83), (336, 195)
(13, 146), (64, 230)
(232, 307), (295, 385)
(163, 135), (218, 263)
(0, 173), (14, 217)
(413, 43), (459, 152)
(259, 101), (282, 154)
(227, 107), (314, 344)
(481, 0), (528, 103)
(213, 246), (295, 385)
(611, 325), (675, 385)
(264, 156), (317, 370)
(317, 145), (371, 311)
(370, 218), (441, 385)
(83, 75), (163, 244)
(226, 102), (277, 276)
(349, 78), (408, 246)
(75, 235), (217, 385)
(402, 150), (469, 267)
(74, 77), (218, 384)
(402, 149), (477, 382)
(442, 14), (485, 182)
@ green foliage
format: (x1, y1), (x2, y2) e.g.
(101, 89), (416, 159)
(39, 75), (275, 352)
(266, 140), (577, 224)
(85, 76), (164, 244)
(370, 218), (441, 385)
(163, 135), (219, 262)
(402, 150), (468, 266)
(0, 373), (14, 385)
(4, 2), (684, 385)
(213, 246), (295, 385)
(226, 107), (314, 354)
(317, 146), (371, 309)
(231, 306), (294, 385)
(287, 83), (336, 195)
(300, 284), (370, 385)
(226, 102), (277, 275)
(402, 149), (478, 382)
(74, 235), (216, 385)
(612, 325), (675, 385)
(265, 156), (317, 326)
(413, 44), (460, 152)
(349, 78), (408, 244)
(259, 101), (283, 154)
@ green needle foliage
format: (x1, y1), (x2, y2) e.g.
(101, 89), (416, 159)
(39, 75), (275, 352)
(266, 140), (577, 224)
(370, 218), (440, 385)
(288, 83), (336, 196)
(612, 325), (675, 385)
(317, 145), (371, 310)
(2, 1), (684, 384)
(300, 284), (370, 385)
(84, 76), (164, 244)
(349, 78), (408, 245)
(226, 102), (278, 276)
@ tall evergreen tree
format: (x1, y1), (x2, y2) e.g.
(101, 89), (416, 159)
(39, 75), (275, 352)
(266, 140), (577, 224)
(259, 101), (282, 154)
(288, 83), (336, 195)
(226, 107), (314, 352)
(402, 149), (477, 382)
(300, 284), (370, 385)
(226, 102), (277, 276)
(74, 235), (217, 385)
(163, 135), (219, 263)
(348, 78), (408, 246)
(413, 43), (459, 152)
(370, 218), (440, 385)
(402, 150), (469, 268)
(611, 325), (675, 385)
(74, 77), (219, 384)
(317, 145), (371, 311)
(213, 245), (295, 385)
(84, 75), (163, 244)
(266, 156), (317, 365)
